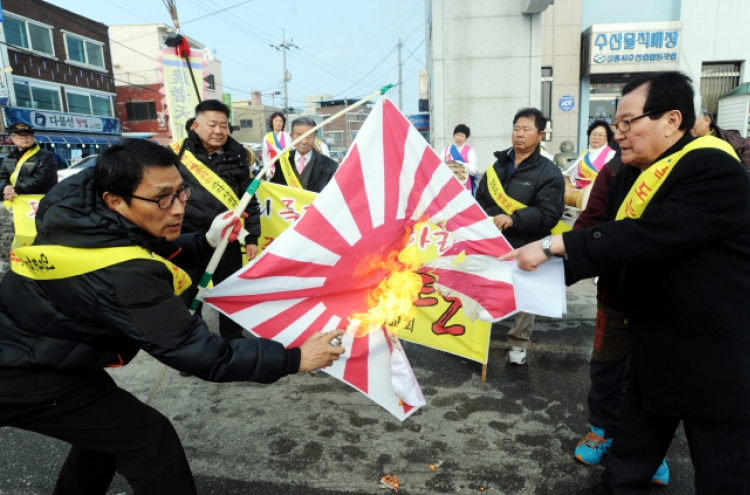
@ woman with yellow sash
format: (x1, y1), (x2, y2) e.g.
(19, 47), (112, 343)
(563, 121), (615, 208)
(262, 111), (291, 179)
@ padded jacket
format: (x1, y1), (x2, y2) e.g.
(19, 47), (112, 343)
(176, 132), (261, 245)
(475, 146), (565, 248)
(0, 168), (300, 386)
(0, 145), (57, 194)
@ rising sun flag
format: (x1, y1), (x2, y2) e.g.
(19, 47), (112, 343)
(204, 97), (564, 420)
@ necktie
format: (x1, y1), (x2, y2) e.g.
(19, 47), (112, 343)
(298, 155), (306, 173)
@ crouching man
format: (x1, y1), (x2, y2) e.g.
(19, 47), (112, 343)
(0, 139), (344, 495)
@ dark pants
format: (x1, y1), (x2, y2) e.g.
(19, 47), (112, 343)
(596, 374), (750, 494)
(589, 303), (632, 438)
(181, 241), (245, 340)
(0, 370), (196, 495)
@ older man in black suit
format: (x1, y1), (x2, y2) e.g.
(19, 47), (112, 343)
(503, 71), (750, 494)
(269, 116), (337, 193)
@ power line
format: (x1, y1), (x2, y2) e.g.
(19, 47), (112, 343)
(333, 45), (399, 98)
(182, 0), (256, 25)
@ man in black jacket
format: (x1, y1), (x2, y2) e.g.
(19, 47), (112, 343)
(504, 72), (750, 494)
(475, 108), (565, 365)
(0, 122), (57, 201)
(172, 99), (260, 340)
(0, 139), (345, 495)
(269, 116), (338, 193)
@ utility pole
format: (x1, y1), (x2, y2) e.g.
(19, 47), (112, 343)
(398, 38), (403, 110)
(270, 30), (297, 116)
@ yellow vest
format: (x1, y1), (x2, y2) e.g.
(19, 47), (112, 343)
(11, 244), (191, 296)
(485, 165), (571, 234)
(616, 136), (738, 221)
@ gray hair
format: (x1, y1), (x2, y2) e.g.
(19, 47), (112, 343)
(698, 108), (715, 127)
(291, 117), (317, 133)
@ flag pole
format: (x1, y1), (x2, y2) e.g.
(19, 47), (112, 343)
(145, 84), (393, 405)
(187, 84), (394, 312)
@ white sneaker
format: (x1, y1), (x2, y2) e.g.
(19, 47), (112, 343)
(508, 346), (527, 365)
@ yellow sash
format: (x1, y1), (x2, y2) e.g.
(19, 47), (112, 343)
(170, 140), (240, 211)
(9, 194), (43, 248)
(615, 136), (738, 221)
(485, 164), (571, 234)
(278, 151), (303, 189)
(11, 245), (192, 296)
(10, 144), (40, 187)
(577, 150), (599, 181)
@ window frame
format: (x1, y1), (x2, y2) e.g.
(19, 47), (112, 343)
(541, 66), (554, 121)
(65, 87), (115, 117)
(125, 101), (158, 121)
(239, 119), (253, 129)
(61, 30), (106, 71)
(12, 78), (63, 111)
(3, 12), (56, 58)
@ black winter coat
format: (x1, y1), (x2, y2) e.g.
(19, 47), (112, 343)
(176, 132), (261, 245)
(269, 149), (338, 193)
(563, 133), (750, 420)
(475, 146), (565, 248)
(0, 168), (300, 391)
(0, 145), (57, 194)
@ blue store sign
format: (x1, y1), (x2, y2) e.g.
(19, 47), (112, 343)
(558, 95), (575, 112)
(3, 107), (121, 135)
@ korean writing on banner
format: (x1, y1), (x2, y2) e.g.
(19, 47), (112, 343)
(161, 48), (203, 141)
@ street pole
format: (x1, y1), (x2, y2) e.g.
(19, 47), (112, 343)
(282, 29), (289, 115)
(398, 38), (403, 110)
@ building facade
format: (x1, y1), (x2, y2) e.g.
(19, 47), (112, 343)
(109, 24), (223, 144)
(230, 91), (281, 145)
(315, 98), (372, 152)
(425, 0), (750, 168)
(0, 0), (121, 159)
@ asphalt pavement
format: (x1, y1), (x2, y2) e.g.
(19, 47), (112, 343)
(0, 282), (698, 495)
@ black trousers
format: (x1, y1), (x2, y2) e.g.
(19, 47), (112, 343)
(180, 241), (245, 340)
(0, 370), (197, 495)
(596, 374), (750, 494)
(589, 303), (632, 438)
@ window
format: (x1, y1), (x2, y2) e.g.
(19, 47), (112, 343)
(700, 62), (741, 118)
(240, 119), (253, 129)
(541, 67), (553, 120)
(66, 90), (113, 117)
(14, 82), (61, 111)
(205, 74), (215, 90)
(64, 33), (105, 69)
(4, 14), (54, 56)
(126, 101), (157, 121)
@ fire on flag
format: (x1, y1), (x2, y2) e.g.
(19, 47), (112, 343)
(204, 97), (526, 420)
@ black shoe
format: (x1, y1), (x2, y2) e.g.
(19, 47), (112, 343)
(179, 371), (192, 377)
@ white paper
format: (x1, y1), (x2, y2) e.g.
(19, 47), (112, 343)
(511, 258), (566, 318)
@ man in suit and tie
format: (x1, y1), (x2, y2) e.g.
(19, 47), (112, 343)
(269, 117), (338, 193)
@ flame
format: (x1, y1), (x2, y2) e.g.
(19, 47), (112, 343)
(350, 231), (423, 337)
(380, 474), (399, 492)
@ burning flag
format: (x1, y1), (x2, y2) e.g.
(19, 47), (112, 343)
(204, 97), (564, 419)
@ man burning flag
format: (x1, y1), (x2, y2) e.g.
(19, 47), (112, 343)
(204, 97), (564, 420)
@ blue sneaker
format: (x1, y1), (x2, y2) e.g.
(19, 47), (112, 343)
(651, 458), (670, 485)
(574, 426), (612, 465)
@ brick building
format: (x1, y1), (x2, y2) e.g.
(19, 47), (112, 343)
(110, 24), (223, 144)
(0, 0), (121, 159)
(314, 98), (372, 152)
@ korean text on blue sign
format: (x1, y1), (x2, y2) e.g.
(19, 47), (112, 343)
(593, 30), (679, 65)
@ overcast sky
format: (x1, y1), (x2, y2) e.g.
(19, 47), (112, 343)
(46, 0), (426, 115)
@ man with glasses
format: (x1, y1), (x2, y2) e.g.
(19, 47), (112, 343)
(171, 99), (261, 342)
(0, 122), (57, 201)
(502, 71), (750, 494)
(475, 107), (566, 365)
(0, 139), (345, 494)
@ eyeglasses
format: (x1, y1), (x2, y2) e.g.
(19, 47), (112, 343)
(609, 109), (663, 133)
(130, 186), (192, 210)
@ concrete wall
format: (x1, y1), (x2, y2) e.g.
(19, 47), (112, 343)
(581, 0), (681, 31)
(541, 0), (582, 157)
(427, 0), (546, 173)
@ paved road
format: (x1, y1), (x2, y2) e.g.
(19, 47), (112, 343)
(0, 318), (696, 495)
